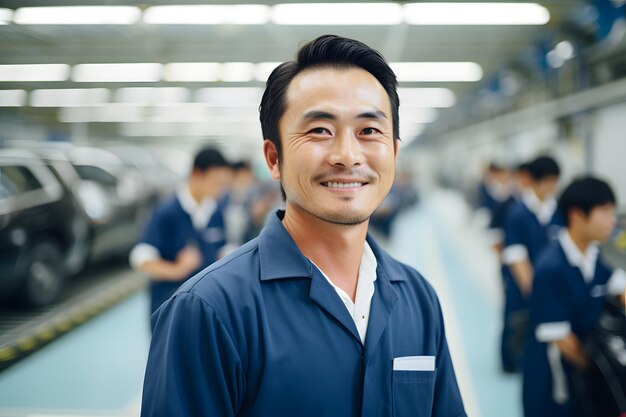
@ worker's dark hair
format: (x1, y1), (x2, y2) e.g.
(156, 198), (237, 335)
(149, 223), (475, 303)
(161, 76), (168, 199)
(559, 177), (616, 227)
(259, 34), (400, 161)
(516, 162), (531, 173)
(193, 148), (229, 172)
(527, 156), (560, 181)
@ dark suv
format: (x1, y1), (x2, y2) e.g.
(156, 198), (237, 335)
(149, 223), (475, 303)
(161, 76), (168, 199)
(0, 149), (84, 307)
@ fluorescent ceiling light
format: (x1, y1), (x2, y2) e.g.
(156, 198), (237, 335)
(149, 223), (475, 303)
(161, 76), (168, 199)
(144, 5), (270, 25)
(398, 88), (456, 108)
(121, 122), (260, 137)
(196, 87), (263, 105)
(72, 64), (163, 82)
(391, 62), (483, 82)
(220, 63), (255, 82)
(0, 90), (27, 107)
(0, 8), (12, 25)
(13, 6), (140, 25)
(30, 88), (110, 107)
(0, 64), (70, 82)
(400, 108), (438, 124)
(115, 87), (190, 104)
(403, 3), (550, 25)
(59, 105), (144, 123)
(165, 63), (220, 82)
(255, 62), (282, 81)
(272, 3), (402, 25)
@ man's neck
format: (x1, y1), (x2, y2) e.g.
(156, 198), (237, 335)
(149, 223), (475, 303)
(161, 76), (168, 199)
(188, 180), (211, 204)
(568, 227), (592, 255)
(282, 204), (368, 301)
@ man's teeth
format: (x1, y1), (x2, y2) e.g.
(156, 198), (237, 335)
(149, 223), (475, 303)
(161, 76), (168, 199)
(325, 182), (363, 189)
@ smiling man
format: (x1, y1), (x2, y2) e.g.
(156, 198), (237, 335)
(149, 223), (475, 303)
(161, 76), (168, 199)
(141, 35), (466, 417)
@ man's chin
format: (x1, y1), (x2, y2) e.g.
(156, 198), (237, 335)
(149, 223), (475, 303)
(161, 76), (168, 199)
(314, 211), (370, 226)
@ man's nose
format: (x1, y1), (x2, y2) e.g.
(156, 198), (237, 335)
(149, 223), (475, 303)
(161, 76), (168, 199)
(329, 131), (363, 168)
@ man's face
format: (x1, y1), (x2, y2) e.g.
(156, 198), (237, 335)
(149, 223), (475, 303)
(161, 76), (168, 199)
(265, 66), (398, 226)
(200, 166), (233, 199)
(583, 203), (616, 243)
(534, 176), (559, 200)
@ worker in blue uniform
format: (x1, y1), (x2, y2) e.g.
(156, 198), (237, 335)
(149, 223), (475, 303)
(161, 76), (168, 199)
(500, 156), (563, 372)
(141, 35), (466, 417)
(522, 177), (626, 417)
(129, 148), (232, 318)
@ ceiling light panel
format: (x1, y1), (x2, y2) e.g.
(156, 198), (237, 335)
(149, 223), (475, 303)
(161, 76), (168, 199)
(403, 3), (550, 25)
(391, 62), (483, 82)
(30, 88), (111, 107)
(0, 8), (12, 25)
(0, 90), (27, 107)
(13, 6), (141, 25)
(220, 63), (255, 82)
(59, 105), (144, 123)
(255, 62), (282, 82)
(272, 3), (402, 25)
(164, 63), (220, 82)
(143, 5), (270, 25)
(398, 88), (456, 108)
(196, 88), (263, 106)
(115, 87), (190, 104)
(72, 64), (163, 83)
(0, 64), (70, 82)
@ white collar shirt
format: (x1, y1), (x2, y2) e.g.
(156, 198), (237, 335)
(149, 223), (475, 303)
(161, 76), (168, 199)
(558, 230), (599, 283)
(177, 186), (217, 230)
(311, 242), (378, 345)
(522, 190), (558, 226)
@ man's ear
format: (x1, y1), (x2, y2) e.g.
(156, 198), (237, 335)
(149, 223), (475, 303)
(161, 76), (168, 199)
(263, 140), (281, 180)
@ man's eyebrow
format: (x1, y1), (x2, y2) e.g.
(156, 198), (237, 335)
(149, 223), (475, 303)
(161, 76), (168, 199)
(301, 110), (388, 121)
(302, 110), (337, 121)
(356, 110), (388, 120)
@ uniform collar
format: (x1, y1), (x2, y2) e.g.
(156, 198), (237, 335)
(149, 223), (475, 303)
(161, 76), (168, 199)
(177, 186), (217, 230)
(258, 210), (405, 282)
(522, 190), (557, 225)
(558, 230), (599, 283)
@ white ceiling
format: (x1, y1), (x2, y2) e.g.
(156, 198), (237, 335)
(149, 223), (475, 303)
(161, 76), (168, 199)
(0, 1), (588, 152)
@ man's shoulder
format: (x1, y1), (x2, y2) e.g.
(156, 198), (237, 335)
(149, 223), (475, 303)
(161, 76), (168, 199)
(534, 242), (566, 278)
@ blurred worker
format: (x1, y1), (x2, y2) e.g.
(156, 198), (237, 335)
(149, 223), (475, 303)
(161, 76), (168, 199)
(478, 162), (512, 223)
(141, 35), (466, 417)
(489, 161), (533, 251)
(129, 148), (232, 320)
(500, 156), (564, 373)
(523, 177), (625, 417)
(221, 160), (256, 249)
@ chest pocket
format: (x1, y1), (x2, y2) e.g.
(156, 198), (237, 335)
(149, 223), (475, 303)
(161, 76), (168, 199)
(392, 370), (436, 417)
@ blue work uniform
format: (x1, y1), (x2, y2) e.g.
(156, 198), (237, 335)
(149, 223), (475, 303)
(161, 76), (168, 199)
(522, 234), (625, 417)
(141, 210), (466, 417)
(138, 193), (226, 314)
(500, 193), (563, 372)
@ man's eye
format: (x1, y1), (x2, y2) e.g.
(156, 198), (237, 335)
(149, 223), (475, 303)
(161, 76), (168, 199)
(361, 127), (381, 135)
(309, 127), (329, 135)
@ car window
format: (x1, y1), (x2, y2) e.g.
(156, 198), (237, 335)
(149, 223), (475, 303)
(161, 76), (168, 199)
(0, 172), (19, 199)
(73, 165), (118, 187)
(0, 165), (43, 195)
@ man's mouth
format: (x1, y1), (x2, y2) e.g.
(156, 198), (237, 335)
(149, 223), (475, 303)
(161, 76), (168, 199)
(322, 182), (366, 189)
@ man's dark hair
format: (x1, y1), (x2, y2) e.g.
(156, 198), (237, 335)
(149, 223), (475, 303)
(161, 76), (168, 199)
(559, 176), (616, 226)
(516, 162), (531, 173)
(231, 160), (251, 171)
(193, 148), (229, 172)
(527, 156), (560, 181)
(259, 34), (400, 160)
